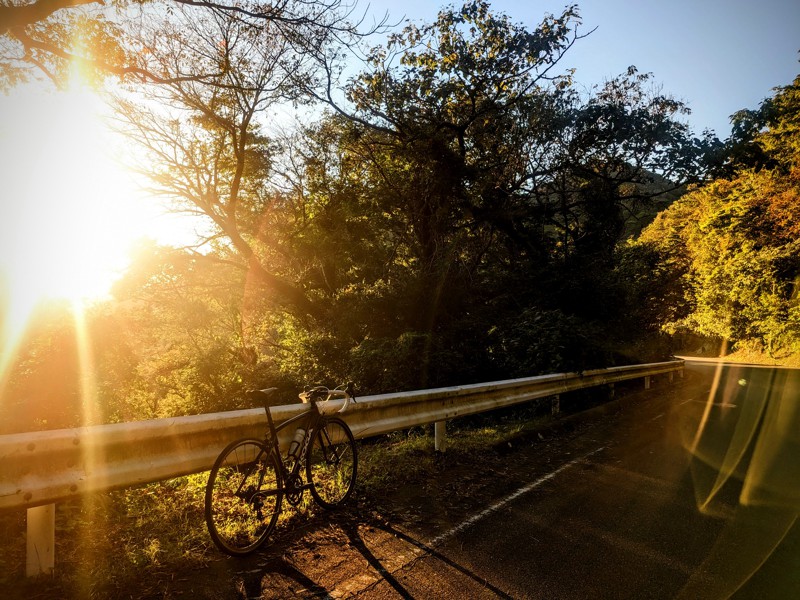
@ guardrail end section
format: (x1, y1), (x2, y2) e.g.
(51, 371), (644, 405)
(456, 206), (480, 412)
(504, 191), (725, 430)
(26, 504), (55, 577)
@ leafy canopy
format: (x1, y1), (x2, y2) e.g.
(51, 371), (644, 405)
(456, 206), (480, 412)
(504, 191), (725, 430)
(639, 76), (800, 357)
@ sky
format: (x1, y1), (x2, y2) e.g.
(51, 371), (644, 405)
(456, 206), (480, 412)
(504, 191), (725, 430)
(361, 0), (800, 138)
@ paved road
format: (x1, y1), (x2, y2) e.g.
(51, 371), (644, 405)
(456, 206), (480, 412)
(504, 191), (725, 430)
(227, 363), (800, 599)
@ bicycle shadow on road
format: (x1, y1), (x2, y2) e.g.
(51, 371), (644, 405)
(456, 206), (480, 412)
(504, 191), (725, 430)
(245, 507), (513, 599)
(238, 556), (334, 600)
(339, 516), (515, 599)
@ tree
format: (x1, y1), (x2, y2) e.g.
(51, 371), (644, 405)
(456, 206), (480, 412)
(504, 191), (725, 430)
(113, 4), (327, 317)
(711, 75), (800, 176)
(638, 76), (800, 357)
(104, 241), (291, 419)
(0, 300), (85, 432)
(113, 1), (714, 395)
(309, 2), (711, 376)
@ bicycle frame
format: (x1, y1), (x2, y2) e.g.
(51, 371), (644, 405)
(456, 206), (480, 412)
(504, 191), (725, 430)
(226, 388), (351, 503)
(263, 399), (324, 495)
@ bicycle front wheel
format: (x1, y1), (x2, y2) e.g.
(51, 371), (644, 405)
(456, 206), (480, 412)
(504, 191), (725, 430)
(205, 438), (282, 556)
(307, 418), (357, 509)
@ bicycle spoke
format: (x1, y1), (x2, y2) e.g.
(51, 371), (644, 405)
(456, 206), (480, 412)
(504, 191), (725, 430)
(205, 440), (282, 555)
(307, 419), (357, 509)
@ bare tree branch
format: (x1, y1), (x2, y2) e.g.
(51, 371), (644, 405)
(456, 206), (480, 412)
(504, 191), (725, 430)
(10, 25), (226, 84)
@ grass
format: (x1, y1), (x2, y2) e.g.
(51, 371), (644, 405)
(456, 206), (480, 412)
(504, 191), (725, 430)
(356, 397), (570, 496)
(0, 475), (214, 598)
(722, 348), (800, 368)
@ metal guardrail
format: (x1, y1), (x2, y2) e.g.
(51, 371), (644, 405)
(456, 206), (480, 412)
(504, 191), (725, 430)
(2, 360), (683, 575)
(1, 360), (683, 511)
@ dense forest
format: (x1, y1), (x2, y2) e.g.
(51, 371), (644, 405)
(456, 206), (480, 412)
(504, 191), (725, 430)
(1, 0), (798, 433)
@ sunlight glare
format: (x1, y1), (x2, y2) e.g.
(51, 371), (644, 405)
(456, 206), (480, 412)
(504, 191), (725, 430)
(0, 77), (196, 385)
(1, 84), (136, 303)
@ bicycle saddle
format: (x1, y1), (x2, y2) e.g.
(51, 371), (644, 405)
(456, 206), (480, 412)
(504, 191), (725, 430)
(245, 388), (280, 404)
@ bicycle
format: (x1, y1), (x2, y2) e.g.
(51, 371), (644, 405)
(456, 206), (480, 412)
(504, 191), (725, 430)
(204, 384), (358, 556)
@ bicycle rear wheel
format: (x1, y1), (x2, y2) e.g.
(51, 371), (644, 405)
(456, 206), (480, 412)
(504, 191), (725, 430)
(307, 418), (357, 509)
(205, 438), (282, 556)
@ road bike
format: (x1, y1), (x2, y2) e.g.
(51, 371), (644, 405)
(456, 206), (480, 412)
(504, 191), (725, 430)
(205, 384), (358, 556)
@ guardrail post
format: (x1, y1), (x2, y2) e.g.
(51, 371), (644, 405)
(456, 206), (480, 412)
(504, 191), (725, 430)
(551, 395), (560, 415)
(609, 383), (615, 399)
(669, 371), (674, 384)
(435, 421), (446, 452)
(26, 504), (55, 577)
(644, 375), (651, 390)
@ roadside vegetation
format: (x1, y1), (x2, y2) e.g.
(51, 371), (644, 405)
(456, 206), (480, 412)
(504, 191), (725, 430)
(635, 76), (800, 363)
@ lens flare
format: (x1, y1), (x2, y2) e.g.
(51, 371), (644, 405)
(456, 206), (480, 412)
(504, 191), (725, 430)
(677, 362), (800, 599)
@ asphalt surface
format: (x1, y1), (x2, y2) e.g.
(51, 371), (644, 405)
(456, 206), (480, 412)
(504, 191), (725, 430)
(248, 362), (800, 600)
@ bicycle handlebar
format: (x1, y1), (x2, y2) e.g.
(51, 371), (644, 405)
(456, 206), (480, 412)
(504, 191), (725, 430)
(298, 383), (355, 413)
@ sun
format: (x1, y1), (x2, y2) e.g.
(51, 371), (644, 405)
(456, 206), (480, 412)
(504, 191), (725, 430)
(0, 73), (215, 392)
(0, 83), (141, 301)
(0, 78), (189, 379)
(0, 72), (212, 426)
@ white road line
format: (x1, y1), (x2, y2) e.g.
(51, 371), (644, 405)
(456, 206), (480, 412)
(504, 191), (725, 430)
(426, 447), (605, 549)
(685, 399), (737, 408)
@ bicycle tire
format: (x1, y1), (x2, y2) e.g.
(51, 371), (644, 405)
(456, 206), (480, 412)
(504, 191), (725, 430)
(205, 438), (282, 556)
(306, 417), (357, 509)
